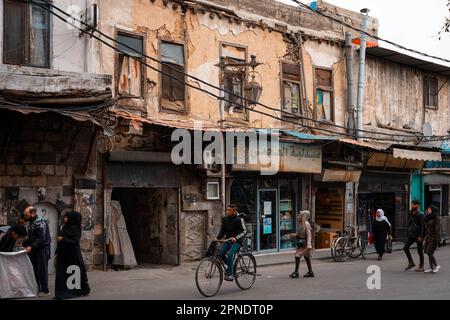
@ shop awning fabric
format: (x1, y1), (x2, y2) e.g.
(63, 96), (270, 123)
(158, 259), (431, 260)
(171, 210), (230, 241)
(393, 148), (442, 162)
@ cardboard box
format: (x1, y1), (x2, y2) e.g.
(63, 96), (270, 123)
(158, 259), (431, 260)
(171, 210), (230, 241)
(319, 232), (337, 249)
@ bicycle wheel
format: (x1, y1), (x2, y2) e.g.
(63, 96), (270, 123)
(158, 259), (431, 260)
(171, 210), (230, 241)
(195, 257), (223, 297)
(234, 253), (257, 290)
(349, 237), (364, 259)
(330, 237), (338, 261)
(334, 237), (349, 262)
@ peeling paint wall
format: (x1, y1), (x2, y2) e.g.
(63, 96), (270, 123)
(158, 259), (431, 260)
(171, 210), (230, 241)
(363, 55), (450, 136)
(95, 0), (350, 131)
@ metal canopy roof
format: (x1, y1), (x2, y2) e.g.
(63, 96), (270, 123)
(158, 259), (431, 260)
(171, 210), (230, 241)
(366, 47), (450, 77)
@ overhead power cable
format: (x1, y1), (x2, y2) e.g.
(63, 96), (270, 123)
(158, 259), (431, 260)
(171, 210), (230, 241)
(26, 0), (450, 143)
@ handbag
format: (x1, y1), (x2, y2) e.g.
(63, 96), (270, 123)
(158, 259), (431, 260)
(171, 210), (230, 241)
(385, 236), (393, 254)
(368, 232), (374, 244)
(296, 237), (307, 248)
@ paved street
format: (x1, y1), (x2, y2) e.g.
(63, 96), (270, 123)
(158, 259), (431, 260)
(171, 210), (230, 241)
(34, 246), (450, 300)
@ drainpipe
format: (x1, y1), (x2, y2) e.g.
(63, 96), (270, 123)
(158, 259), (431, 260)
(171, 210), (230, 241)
(356, 9), (370, 141)
(218, 57), (226, 215)
(345, 32), (355, 137)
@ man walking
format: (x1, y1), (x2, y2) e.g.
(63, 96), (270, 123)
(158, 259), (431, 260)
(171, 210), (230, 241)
(403, 200), (425, 272)
(23, 206), (51, 296)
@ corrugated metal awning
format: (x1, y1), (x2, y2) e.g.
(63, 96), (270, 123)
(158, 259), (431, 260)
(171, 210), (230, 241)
(338, 138), (391, 151)
(281, 130), (337, 141)
(393, 148), (442, 161)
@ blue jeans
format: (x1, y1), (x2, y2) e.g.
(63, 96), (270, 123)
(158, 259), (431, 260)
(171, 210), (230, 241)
(219, 242), (241, 276)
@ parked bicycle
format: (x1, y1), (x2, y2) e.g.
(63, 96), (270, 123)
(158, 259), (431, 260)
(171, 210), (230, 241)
(331, 225), (366, 262)
(195, 239), (257, 297)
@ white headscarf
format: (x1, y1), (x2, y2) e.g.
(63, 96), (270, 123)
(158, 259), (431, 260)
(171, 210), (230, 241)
(376, 209), (391, 227)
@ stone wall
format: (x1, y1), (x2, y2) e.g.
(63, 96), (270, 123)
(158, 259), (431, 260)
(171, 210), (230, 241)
(0, 110), (100, 269)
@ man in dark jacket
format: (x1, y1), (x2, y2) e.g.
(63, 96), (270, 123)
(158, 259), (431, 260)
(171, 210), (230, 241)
(403, 200), (425, 272)
(216, 204), (247, 281)
(23, 206), (51, 296)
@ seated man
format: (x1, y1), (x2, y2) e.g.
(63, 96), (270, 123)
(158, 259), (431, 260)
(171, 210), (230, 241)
(0, 224), (28, 252)
(216, 205), (247, 281)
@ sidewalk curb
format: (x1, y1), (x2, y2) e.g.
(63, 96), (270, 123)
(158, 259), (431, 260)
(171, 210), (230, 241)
(256, 246), (409, 268)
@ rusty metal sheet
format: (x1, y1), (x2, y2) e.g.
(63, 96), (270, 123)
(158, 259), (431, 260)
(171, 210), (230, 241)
(339, 138), (391, 151)
(393, 148), (442, 162)
(322, 169), (361, 182)
(367, 152), (424, 169)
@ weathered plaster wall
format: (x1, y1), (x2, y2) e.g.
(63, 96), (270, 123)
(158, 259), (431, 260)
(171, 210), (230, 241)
(303, 41), (347, 128)
(363, 56), (450, 136)
(96, 0), (348, 131)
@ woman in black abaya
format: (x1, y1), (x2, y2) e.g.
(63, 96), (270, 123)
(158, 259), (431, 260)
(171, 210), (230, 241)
(54, 211), (90, 299)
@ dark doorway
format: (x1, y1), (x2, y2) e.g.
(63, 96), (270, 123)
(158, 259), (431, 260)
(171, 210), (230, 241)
(111, 187), (178, 265)
(358, 192), (396, 238)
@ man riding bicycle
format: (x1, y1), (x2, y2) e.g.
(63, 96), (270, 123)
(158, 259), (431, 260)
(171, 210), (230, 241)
(215, 204), (247, 281)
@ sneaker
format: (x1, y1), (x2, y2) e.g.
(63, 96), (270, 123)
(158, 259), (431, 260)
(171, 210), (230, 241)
(377, 256), (382, 261)
(289, 272), (299, 279)
(224, 274), (234, 281)
(405, 262), (416, 270)
(424, 269), (434, 273)
(303, 272), (315, 278)
(38, 291), (51, 297)
(415, 266), (425, 272)
(433, 265), (441, 273)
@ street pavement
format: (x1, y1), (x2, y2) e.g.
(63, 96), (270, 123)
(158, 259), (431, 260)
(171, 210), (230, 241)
(36, 246), (450, 300)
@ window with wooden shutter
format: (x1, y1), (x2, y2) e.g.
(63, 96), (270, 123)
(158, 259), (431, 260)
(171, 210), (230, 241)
(117, 32), (144, 97)
(424, 76), (438, 109)
(3, 0), (50, 68)
(160, 41), (186, 112)
(314, 67), (334, 122)
(221, 44), (246, 113)
(281, 62), (302, 116)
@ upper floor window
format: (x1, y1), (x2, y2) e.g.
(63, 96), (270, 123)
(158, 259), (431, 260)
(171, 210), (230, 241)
(161, 41), (186, 112)
(117, 32), (144, 97)
(315, 67), (334, 122)
(424, 76), (438, 109)
(3, 0), (50, 68)
(281, 62), (302, 116)
(221, 43), (247, 113)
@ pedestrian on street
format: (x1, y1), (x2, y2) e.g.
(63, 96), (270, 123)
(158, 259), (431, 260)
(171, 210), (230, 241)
(55, 210), (90, 299)
(23, 206), (51, 297)
(0, 224), (27, 252)
(373, 209), (391, 261)
(289, 210), (314, 278)
(403, 200), (425, 272)
(424, 205), (441, 273)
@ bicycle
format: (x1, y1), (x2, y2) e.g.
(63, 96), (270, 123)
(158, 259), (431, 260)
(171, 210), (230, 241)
(331, 225), (366, 262)
(195, 239), (257, 297)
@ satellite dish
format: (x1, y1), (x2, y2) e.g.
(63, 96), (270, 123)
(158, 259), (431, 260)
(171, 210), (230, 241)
(423, 122), (433, 138)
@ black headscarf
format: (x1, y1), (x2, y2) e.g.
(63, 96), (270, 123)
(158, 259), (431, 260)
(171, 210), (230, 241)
(60, 211), (82, 241)
(425, 204), (439, 221)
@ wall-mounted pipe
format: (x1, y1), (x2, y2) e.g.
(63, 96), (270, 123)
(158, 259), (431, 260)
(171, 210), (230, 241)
(345, 32), (355, 137)
(356, 9), (370, 141)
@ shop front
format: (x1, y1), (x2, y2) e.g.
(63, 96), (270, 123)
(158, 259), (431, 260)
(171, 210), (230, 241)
(228, 142), (321, 253)
(229, 176), (303, 253)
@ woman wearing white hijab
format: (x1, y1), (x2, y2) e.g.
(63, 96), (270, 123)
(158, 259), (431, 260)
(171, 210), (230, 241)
(373, 209), (392, 260)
